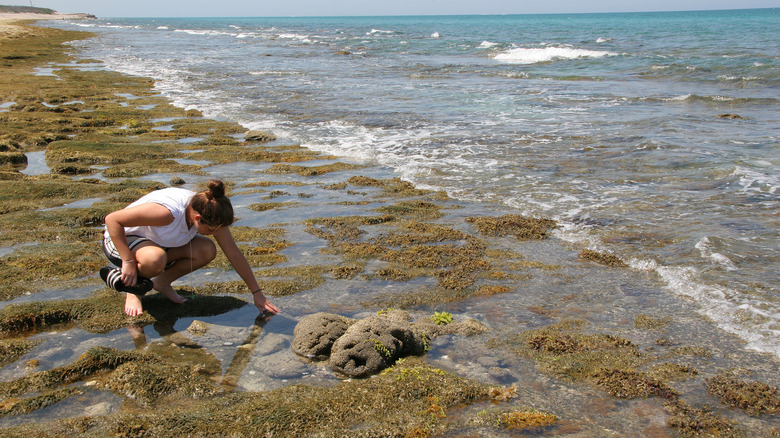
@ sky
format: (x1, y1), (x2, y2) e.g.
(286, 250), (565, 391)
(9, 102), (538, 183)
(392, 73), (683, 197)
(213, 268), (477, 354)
(7, 0), (779, 17)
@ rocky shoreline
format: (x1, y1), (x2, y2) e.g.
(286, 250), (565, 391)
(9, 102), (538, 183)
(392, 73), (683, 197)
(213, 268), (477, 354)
(0, 19), (778, 437)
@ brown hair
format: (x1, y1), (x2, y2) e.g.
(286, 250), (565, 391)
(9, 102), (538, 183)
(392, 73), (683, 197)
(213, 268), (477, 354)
(190, 180), (234, 227)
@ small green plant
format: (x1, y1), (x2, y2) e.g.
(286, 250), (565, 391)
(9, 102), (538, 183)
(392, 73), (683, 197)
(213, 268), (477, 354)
(430, 312), (453, 325)
(366, 338), (392, 358)
(377, 307), (395, 316)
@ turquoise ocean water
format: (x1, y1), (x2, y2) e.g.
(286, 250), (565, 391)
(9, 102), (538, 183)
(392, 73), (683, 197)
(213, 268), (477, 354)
(47, 9), (778, 358)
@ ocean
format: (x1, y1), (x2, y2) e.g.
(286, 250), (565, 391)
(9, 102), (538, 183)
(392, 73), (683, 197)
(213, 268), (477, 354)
(46, 9), (778, 361)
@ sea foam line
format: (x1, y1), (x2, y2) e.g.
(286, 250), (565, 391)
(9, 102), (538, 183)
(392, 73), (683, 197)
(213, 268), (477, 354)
(553, 217), (779, 359)
(493, 46), (617, 64)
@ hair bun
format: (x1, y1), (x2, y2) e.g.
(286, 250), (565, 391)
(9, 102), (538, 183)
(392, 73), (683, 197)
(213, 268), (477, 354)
(207, 179), (225, 198)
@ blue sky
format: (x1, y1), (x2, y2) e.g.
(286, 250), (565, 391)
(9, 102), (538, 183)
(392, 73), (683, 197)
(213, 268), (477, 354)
(10, 0), (779, 17)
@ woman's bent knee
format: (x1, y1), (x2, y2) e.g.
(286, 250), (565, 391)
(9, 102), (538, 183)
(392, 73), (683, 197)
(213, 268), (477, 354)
(193, 237), (217, 265)
(135, 246), (168, 277)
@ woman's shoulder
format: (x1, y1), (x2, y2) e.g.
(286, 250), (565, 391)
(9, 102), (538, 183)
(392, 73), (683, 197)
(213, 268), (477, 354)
(131, 187), (194, 209)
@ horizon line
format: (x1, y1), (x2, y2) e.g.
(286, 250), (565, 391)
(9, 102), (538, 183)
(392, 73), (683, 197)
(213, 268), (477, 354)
(59, 6), (777, 20)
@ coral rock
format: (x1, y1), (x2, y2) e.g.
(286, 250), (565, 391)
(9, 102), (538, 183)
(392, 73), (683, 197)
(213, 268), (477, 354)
(291, 312), (352, 361)
(330, 314), (428, 378)
(244, 130), (276, 143)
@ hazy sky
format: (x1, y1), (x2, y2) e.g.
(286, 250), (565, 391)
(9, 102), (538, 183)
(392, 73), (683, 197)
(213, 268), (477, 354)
(10, 0), (779, 17)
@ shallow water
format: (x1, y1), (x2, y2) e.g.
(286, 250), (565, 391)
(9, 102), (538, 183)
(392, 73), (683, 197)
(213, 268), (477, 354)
(20, 151), (49, 176)
(46, 9), (780, 358)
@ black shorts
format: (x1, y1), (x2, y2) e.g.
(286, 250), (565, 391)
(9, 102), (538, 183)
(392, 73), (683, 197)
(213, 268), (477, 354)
(102, 234), (156, 267)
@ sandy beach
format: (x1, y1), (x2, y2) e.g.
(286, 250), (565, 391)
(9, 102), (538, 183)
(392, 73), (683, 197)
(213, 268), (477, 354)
(0, 13), (94, 38)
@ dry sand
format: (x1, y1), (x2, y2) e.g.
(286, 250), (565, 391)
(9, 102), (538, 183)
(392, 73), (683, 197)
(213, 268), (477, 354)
(0, 12), (94, 38)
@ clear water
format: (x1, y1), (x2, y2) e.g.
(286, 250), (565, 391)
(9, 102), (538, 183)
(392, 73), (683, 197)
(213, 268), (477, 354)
(46, 9), (779, 358)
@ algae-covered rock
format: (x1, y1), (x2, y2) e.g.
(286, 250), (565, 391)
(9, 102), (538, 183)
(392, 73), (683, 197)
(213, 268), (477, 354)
(186, 320), (210, 335)
(330, 315), (429, 378)
(291, 312), (352, 360)
(0, 347), (146, 399)
(0, 357), (490, 438)
(705, 370), (780, 416)
(244, 130), (276, 143)
(293, 310), (487, 378)
(103, 360), (222, 406)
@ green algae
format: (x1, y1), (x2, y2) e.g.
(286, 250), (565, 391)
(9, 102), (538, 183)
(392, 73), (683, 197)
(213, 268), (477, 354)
(0, 151), (26, 166)
(306, 214), (544, 308)
(470, 408), (558, 431)
(0, 241), (104, 292)
(186, 143), (327, 164)
(246, 201), (301, 212)
(252, 265), (333, 296)
(46, 139), (203, 177)
(0, 291), (248, 335)
(0, 338), (41, 368)
(635, 314), (671, 330)
(664, 400), (741, 438)
(1, 357), (491, 438)
(227, 225), (287, 243)
(346, 175), (441, 198)
(491, 321), (656, 394)
(376, 200), (444, 220)
(103, 360), (222, 407)
(647, 362), (699, 382)
(0, 177), (162, 215)
(706, 370), (780, 416)
(374, 221), (468, 247)
(0, 387), (84, 418)
(263, 162), (364, 176)
(579, 249), (628, 267)
(592, 368), (679, 400)
(0, 346), (145, 399)
(465, 214), (556, 240)
(330, 263), (364, 279)
(209, 226), (292, 269)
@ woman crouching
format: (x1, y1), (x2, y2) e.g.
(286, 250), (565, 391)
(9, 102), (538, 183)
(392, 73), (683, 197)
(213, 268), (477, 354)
(101, 179), (279, 317)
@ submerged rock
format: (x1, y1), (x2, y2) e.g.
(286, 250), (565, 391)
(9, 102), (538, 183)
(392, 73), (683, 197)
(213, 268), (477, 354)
(292, 310), (487, 378)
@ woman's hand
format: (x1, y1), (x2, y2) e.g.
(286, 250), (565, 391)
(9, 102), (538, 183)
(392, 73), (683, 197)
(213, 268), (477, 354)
(120, 259), (138, 286)
(253, 291), (280, 315)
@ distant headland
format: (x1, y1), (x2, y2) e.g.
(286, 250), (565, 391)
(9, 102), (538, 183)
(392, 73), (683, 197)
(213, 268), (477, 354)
(0, 4), (96, 20)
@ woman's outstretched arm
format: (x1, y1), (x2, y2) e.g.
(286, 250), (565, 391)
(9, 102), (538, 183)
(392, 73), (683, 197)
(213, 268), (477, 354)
(213, 227), (280, 314)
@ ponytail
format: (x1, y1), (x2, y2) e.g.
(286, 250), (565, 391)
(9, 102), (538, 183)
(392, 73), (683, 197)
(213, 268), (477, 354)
(190, 179), (234, 227)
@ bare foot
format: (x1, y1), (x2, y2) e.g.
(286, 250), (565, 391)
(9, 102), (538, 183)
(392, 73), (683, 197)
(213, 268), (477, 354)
(124, 293), (144, 316)
(154, 281), (187, 304)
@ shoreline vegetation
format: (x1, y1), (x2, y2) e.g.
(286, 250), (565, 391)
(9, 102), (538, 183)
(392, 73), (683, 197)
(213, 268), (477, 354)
(0, 17), (778, 437)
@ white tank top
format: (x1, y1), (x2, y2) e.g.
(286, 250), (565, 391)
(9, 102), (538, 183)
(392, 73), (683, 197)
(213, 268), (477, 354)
(106, 188), (198, 248)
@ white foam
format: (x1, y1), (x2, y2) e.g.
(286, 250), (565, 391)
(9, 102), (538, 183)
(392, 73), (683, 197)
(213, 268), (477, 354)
(695, 236), (738, 271)
(733, 166), (779, 194)
(656, 265), (780, 357)
(493, 46), (616, 64)
(174, 29), (237, 37)
(430, 32), (440, 39)
(275, 33), (312, 43)
(479, 41), (497, 48)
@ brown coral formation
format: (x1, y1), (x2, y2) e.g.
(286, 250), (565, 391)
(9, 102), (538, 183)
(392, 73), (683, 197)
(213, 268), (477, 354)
(292, 310), (486, 378)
